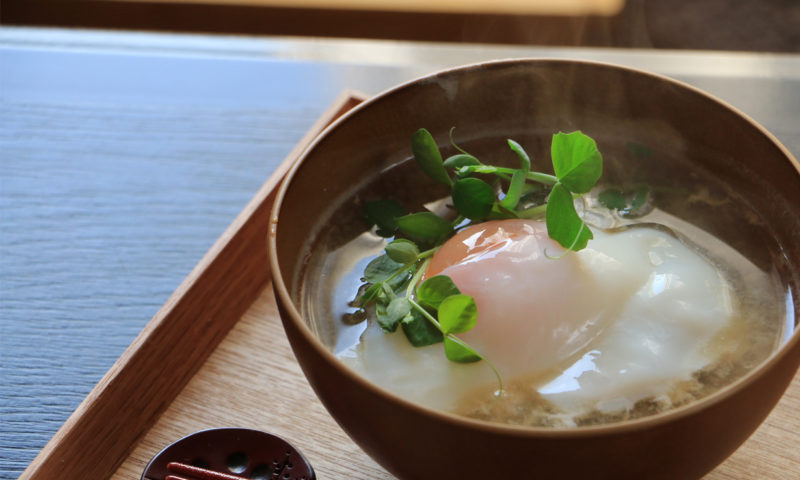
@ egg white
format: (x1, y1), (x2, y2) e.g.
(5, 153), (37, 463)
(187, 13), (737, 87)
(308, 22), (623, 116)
(337, 221), (733, 417)
(538, 226), (732, 414)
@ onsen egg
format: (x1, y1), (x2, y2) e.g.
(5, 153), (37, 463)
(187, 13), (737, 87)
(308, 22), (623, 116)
(338, 219), (734, 417)
(424, 220), (642, 379)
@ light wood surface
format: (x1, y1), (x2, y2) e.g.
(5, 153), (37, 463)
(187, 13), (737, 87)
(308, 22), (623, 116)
(113, 283), (393, 480)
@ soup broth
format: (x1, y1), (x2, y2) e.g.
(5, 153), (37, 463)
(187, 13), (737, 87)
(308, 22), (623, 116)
(296, 133), (793, 427)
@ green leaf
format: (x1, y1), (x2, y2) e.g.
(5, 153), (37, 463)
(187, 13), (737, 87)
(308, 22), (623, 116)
(364, 199), (404, 237)
(499, 169), (526, 210)
(631, 185), (650, 211)
(377, 297), (411, 332)
(598, 185), (651, 217)
(443, 153), (481, 169)
(444, 336), (482, 363)
(452, 177), (495, 221)
(363, 255), (404, 283)
(545, 183), (593, 251)
(412, 128), (452, 187)
(385, 239), (419, 264)
(374, 291), (392, 325)
(597, 188), (627, 210)
(467, 163), (503, 174)
(395, 212), (452, 242)
(401, 310), (444, 347)
(551, 131), (602, 194)
(359, 282), (381, 305)
(417, 275), (461, 309)
(507, 139), (531, 172)
(387, 271), (412, 292)
(370, 282), (394, 312)
(438, 294), (478, 335)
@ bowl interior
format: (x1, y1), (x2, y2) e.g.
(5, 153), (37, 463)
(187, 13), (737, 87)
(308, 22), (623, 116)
(276, 58), (800, 336)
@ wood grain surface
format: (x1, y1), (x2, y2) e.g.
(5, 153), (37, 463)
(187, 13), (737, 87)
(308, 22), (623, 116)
(113, 284), (393, 480)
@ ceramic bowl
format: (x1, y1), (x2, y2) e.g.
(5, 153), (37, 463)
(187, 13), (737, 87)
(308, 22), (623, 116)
(267, 59), (800, 479)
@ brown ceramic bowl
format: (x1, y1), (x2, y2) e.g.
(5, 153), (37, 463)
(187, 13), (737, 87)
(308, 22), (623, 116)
(267, 60), (800, 479)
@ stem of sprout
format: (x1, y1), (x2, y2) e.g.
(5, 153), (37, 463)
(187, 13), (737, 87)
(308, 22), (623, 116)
(525, 171), (558, 185)
(417, 247), (439, 260)
(407, 297), (443, 332)
(461, 165), (558, 186)
(456, 335), (504, 393)
(405, 258), (431, 298)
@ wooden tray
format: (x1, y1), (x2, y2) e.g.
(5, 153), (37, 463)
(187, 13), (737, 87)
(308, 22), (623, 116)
(20, 92), (800, 480)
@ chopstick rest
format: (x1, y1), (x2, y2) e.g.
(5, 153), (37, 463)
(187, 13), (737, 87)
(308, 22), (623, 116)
(141, 428), (315, 480)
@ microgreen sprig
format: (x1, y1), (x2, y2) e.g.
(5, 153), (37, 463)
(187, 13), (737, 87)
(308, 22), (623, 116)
(358, 243), (504, 389)
(402, 128), (602, 249)
(358, 127), (603, 389)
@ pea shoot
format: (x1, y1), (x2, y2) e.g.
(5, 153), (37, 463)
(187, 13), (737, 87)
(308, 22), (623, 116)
(358, 128), (604, 391)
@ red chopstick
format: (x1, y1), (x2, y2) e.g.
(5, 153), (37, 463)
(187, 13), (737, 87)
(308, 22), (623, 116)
(165, 462), (248, 480)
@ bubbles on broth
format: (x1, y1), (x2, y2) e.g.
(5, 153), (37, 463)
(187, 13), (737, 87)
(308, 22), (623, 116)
(296, 134), (793, 427)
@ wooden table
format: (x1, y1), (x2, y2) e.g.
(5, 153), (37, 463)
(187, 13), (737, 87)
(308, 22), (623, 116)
(1, 27), (799, 479)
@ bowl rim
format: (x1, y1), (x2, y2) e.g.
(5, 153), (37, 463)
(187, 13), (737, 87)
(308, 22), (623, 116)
(268, 57), (800, 439)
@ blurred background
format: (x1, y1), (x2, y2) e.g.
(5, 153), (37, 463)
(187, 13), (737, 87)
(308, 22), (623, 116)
(3, 0), (799, 52)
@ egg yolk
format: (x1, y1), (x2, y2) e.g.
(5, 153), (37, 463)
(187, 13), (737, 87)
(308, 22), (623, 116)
(426, 219), (623, 378)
